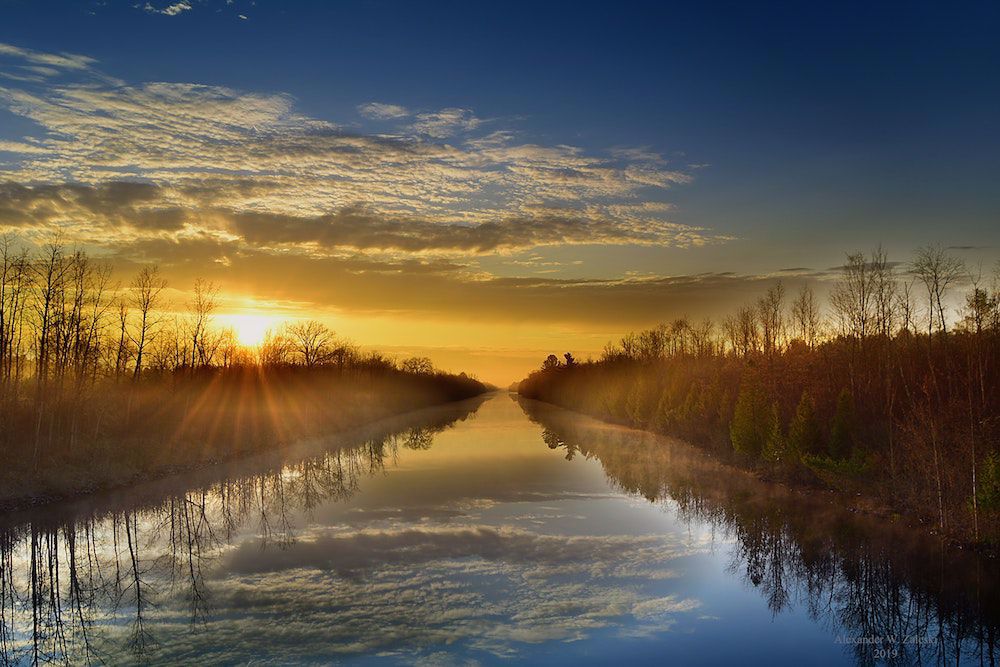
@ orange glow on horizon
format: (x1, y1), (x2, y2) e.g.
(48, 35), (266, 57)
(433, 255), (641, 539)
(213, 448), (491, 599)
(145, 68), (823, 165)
(219, 313), (283, 347)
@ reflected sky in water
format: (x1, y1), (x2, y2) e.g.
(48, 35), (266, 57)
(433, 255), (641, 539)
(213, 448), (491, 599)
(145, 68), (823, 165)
(2, 394), (997, 665)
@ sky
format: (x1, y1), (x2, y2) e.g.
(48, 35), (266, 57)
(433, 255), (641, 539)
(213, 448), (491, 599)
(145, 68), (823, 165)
(1, 0), (999, 384)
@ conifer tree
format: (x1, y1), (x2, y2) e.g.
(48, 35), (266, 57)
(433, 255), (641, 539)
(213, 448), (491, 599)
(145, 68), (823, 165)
(829, 388), (855, 459)
(731, 378), (768, 457)
(762, 401), (786, 462)
(788, 391), (822, 458)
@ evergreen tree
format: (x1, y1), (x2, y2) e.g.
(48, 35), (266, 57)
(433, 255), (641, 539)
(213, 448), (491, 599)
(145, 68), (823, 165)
(652, 387), (675, 433)
(788, 391), (822, 458)
(730, 378), (768, 457)
(829, 388), (855, 459)
(762, 401), (786, 462)
(625, 378), (656, 427)
(679, 380), (705, 432)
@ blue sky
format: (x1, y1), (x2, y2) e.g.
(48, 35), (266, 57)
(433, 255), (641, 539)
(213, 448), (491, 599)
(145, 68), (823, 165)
(1, 0), (999, 381)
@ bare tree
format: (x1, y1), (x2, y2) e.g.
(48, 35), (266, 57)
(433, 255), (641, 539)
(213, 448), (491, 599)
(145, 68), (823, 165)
(401, 356), (434, 374)
(31, 242), (71, 382)
(757, 282), (785, 355)
(691, 318), (716, 357)
(870, 246), (898, 338)
(129, 266), (167, 380)
(258, 329), (294, 366)
(831, 251), (876, 339)
(0, 236), (32, 387)
(285, 320), (334, 367)
(186, 279), (219, 368)
(896, 279), (916, 334)
(734, 305), (760, 357)
(114, 297), (131, 377)
(791, 285), (820, 348)
(912, 245), (965, 335)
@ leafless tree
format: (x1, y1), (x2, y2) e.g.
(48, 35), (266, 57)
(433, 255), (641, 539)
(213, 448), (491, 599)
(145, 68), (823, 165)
(285, 320), (335, 367)
(912, 245), (965, 335)
(870, 246), (898, 338)
(31, 242), (71, 382)
(186, 279), (219, 368)
(401, 356), (434, 374)
(129, 266), (167, 380)
(0, 236), (32, 388)
(757, 282), (785, 355)
(831, 251), (876, 340)
(791, 285), (820, 348)
(734, 305), (760, 357)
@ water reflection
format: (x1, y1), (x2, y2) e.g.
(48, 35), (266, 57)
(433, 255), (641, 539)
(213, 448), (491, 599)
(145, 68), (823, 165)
(0, 399), (484, 665)
(0, 394), (997, 665)
(519, 396), (1000, 666)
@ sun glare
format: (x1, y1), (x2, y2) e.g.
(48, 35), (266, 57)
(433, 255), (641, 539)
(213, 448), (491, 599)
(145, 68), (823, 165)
(221, 313), (279, 347)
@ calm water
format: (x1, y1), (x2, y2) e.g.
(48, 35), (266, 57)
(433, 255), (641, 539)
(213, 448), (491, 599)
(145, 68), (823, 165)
(1, 393), (997, 665)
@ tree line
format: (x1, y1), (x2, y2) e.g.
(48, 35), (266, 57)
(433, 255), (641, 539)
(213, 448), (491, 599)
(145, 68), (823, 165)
(0, 234), (487, 506)
(519, 245), (1000, 545)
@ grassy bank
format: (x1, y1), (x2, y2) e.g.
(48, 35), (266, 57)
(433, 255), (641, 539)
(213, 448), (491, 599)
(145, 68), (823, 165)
(1, 364), (489, 508)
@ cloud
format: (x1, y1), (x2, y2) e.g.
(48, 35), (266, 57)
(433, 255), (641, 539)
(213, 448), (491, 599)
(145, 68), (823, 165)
(108, 523), (705, 661)
(0, 43), (740, 334)
(0, 42), (97, 72)
(223, 524), (694, 577)
(144, 1), (193, 16)
(0, 182), (725, 254)
(227, 205), (718, 253)
(0, 79), (687, 225)
(0, 140), (50, 155)
(95, 236), (808, 327)
(0, 42), (106, 87)
(357, 101), (410, 120)
(408, 108), (482, 138)
(0, 60), (716, 255)
(0, 181), (187, 234)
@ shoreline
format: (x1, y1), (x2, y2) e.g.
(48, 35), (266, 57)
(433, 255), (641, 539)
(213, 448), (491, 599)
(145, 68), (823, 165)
(0, 392), (492, 518)
(516, 392), (999, 559)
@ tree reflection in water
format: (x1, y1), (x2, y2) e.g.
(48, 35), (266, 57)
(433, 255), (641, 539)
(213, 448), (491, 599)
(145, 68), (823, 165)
(3, 393), (998, 666)
(0, 402), (480, 665)
(518, 396), (1000, 667)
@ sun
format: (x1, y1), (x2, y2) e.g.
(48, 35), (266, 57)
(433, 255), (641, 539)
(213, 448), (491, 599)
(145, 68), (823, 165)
(220, 313), (280, 347)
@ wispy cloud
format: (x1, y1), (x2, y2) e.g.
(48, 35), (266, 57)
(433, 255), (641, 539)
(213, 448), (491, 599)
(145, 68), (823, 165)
(357, 101), (410, 120)
(408, 107), (482, 138)
(0, 42), (96, 72)
(144, 1), (193, 16)
(0, 55), (713, 254)
(0, 43), (735, 328)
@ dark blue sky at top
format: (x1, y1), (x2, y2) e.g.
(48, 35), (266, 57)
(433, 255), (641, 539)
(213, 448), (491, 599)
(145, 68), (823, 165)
(2, 0), (999, 256)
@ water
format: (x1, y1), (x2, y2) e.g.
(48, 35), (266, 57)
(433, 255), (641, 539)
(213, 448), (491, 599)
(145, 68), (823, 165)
(1, 393), (997, 665)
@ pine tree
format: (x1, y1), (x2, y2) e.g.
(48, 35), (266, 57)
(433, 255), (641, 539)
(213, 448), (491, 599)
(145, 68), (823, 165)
(679, 381), (705, 431)
(788, 391), (822, 458)
(762, 401), (786, 462)
(652, 387), (675, 433)
(829, 388), (855, 460)
(625, 378), (656, 427)
(730, 378), (768, 457)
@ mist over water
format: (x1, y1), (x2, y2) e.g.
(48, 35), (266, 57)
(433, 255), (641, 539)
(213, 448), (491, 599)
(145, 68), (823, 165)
(1, 394), (997, 665)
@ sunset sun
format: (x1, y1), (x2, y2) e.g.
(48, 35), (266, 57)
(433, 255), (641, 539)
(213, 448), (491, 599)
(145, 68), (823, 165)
(220, 313), (279, 347)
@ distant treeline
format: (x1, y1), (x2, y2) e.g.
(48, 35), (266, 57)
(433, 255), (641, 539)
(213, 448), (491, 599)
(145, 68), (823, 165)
(519, 246), (1000, 544)
(0, 236), (488, 506)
